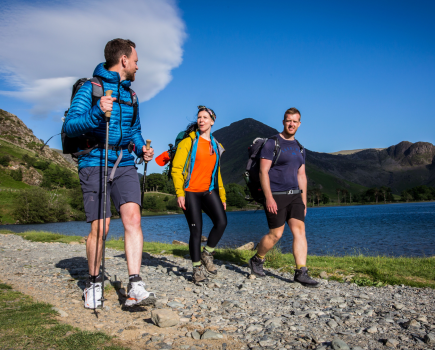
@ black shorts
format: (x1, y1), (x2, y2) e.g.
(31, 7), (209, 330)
(265, 193), (305, 229)
(78, 166), (141, 223)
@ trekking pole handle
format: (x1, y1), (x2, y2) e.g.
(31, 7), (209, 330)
(105, 90), (113, 120)
(145, 139), (151, 163)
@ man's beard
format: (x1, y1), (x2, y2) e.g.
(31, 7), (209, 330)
(125, 70), (135, 81)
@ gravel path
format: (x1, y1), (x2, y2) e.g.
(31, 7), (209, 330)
(1, 233), (434, 350)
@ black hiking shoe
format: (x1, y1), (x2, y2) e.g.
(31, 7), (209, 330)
(201, 249), (217, 275)
(294, 267), (319, 288)
(249, 255), (266, 277)
(192, 265), (209, 285)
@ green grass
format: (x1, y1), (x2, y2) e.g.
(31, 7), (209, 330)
(0, 169), (31, 190)
(0, 281), (127, 350)
(2, 229), (434, 289)
(0, 190), (21, 223)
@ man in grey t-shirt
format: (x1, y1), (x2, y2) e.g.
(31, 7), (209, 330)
(249, 107), (318, 287)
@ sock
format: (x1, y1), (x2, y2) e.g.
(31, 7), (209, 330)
(204, 246), (215, 253)
(88, 274), (102, 283)
(255, 253), (265, 260)
(129, 274), (142, 282)
(192, 261), (201, 268)
(296, 264), (306, 270)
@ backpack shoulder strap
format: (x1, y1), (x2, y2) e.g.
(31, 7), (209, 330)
(90, 77), (104, 107)
(269, 135), (282, 165)
(129, 88), (138, 127)
(295, 139), (304, 154)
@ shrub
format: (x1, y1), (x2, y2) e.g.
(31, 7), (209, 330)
(13, 188), (69, 223)
(166, 197), (180, 211)
(0, 155), (11, 166)
(10, 168), (23, 181)
(142, 195), (157, 211)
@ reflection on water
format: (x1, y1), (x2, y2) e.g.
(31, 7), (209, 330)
(1, 202), (434, 257)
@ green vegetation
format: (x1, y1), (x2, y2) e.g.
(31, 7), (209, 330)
(0, 280), (126, 350)
(2, 229), (434, 289)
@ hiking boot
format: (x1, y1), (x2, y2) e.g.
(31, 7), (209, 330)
(192, 265), (209, 285)
(124, 280), (157, 307)
(294, 267), (319, 288)
(201, 249), (217, 275)
(249, 255), (266, 277)
(83, 281), (102, 309)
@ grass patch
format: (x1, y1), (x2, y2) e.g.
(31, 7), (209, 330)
(2, 229), (435, 289)
(0, 281), (127, 350)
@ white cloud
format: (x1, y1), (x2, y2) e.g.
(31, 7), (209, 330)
(0, 0), (186, 118)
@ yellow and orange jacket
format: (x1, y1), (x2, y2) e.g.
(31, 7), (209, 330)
(171, 131), (226, 202)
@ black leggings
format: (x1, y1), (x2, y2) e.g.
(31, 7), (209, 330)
(183, 190), (227, 262)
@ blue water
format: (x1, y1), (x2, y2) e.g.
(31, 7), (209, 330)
(1, 202), (434, 257)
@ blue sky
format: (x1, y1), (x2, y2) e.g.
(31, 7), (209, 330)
(0, 0), (434, 175)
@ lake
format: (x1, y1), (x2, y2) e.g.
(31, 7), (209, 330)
(1, 202), (434, 257)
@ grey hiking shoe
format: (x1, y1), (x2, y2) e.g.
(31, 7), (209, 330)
(249, 255), (266, 277)
(201, 249), (217, 275)
(192, 265), (209, 285)
(124, 280), (157, 307)
(294, 267), (319, 288)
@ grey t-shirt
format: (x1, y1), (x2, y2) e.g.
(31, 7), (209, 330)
(259, 135), (305, 192)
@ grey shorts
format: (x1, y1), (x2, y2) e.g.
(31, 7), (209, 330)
(79, 166), (141, 223)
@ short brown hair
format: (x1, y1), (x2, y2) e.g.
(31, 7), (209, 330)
(284, 107), (301, 120)
(104, 38), (136, 69)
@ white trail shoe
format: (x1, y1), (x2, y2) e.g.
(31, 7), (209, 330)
(124, 280), (156, 307)
(83, 282), (102, 309)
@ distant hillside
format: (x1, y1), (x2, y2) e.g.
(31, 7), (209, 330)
(213, 118), (435, 195)
(330, 148), (385, 155)
(0, 109), (76, 172)
(213, 118), (279, 184)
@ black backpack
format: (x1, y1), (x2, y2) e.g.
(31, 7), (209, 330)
(61, 77), (138, 158)
(243, 135), (304, 203)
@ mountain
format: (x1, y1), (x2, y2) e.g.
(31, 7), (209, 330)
(213, 118), (435, 195)
(213, 118), (279, 184)
(0, 109), (77, 187)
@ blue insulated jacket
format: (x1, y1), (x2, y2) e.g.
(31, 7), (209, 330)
(64, 63), (145, 170)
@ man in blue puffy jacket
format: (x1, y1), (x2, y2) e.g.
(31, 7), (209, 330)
(64, 38), (156, 309)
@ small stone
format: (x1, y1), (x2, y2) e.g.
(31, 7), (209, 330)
(246, 325), (262, 333)
(197, 299), (203, 304)
(201, 329), (223, 340)
(265, 317), (282, 327)
(151, 309), (179, 328)
(403, 319), (420, 329)
(167, 301), (184, 308)
(393, 303), (404, 310)
(416, 315), (427, 323)
(191, 330), (201, 340)
(94, 324), (104, 329)
(331, 338), (350, 350)
(248, 274), (256, 280)
(51, 307), (68, 317)
(366, 326), (377, 334)
(180, 317), (190, 322)
(385, 339), (399, 347)
(424, 333), (435, 344)
(328, 320), (338, 328)
(185, 287), (192, 292)
(222, 300), (234, 308)
(320, 271), (328, 279)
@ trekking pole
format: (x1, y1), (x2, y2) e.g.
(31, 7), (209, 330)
(140, 140), (152, 209)
(101, 89), (113, 308)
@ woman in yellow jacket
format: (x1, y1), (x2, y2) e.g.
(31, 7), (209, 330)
(171, 106), (227, 285)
